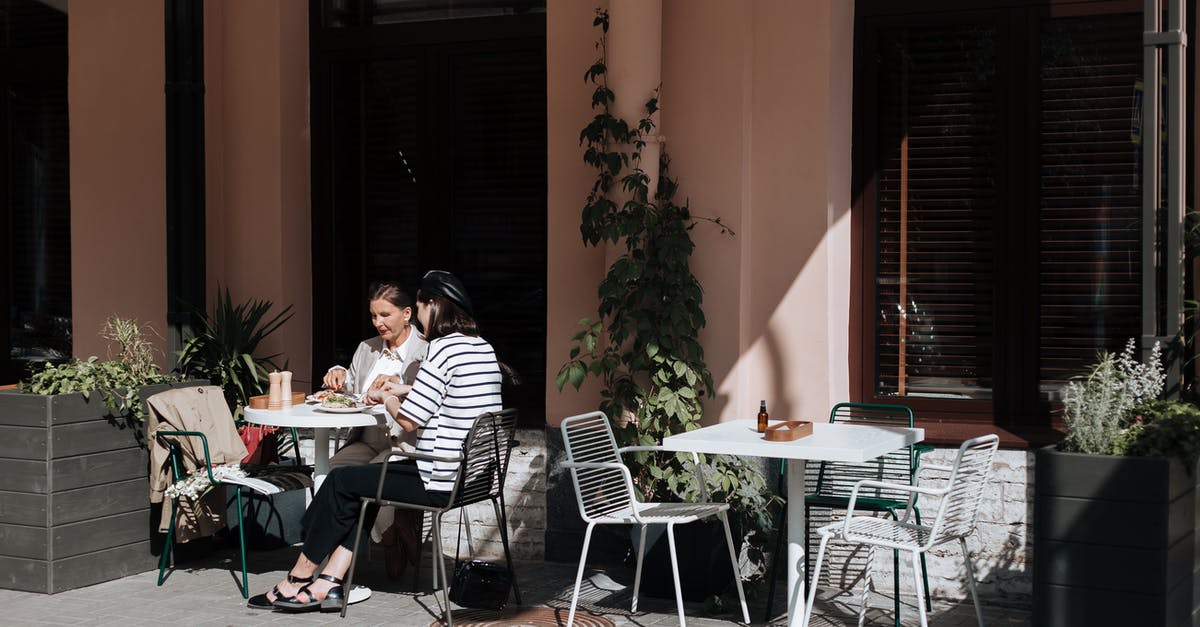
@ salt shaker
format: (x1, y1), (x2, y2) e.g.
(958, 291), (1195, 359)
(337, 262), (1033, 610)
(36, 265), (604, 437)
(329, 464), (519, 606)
(281, 371), (293, 409)
(268, 371), (283, 410)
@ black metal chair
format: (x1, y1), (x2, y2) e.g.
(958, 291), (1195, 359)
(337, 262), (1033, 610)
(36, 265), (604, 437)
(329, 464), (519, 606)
(341, 408), (521, 625)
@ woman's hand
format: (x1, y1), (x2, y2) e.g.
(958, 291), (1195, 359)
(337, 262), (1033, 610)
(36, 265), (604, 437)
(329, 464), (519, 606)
(323, 368), (347, 391)
(366, 381), (411, 404)
(368, 373), (403, 392)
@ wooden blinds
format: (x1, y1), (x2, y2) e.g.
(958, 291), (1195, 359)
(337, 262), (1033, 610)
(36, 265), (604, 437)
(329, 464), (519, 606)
(1037, 13), (1144, 390)
(869, 7), (1146, 408)
(875, 23), (998, 400)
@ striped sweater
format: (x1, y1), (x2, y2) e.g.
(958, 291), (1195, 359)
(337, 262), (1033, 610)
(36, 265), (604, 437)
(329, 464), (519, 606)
(398, 332), (503, 492)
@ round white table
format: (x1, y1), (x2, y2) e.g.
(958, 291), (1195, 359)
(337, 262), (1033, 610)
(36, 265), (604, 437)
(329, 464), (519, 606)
(243, 403), (382, 492)
(244, 403), (382, 605)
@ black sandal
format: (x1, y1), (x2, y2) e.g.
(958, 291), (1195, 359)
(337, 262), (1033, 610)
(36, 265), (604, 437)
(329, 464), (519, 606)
(247, 572), (313, 609)
(272, 573), (345, 613)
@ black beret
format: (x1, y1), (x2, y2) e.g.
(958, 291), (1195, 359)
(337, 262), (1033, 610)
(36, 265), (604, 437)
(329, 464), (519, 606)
(420, 270), (473, 316)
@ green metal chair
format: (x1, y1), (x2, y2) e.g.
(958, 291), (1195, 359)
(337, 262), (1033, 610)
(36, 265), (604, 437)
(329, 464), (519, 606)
(764, 402), (932, 625)
(155, 429), (312, 598)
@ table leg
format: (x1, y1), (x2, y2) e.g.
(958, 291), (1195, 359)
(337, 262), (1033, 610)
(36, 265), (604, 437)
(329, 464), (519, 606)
(312, 427), (330, 497)
(786, 459), (806, 627)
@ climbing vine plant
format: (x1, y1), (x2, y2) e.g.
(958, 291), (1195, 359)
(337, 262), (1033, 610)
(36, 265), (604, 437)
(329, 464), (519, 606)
(557, 11), (777, 569)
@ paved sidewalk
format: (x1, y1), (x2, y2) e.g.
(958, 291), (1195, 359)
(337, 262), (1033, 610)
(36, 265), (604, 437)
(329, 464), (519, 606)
(0, 542), (1031, 626)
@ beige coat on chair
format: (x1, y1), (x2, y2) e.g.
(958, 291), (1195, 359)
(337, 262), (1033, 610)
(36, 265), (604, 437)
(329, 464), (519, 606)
(147, 385), (248, 543)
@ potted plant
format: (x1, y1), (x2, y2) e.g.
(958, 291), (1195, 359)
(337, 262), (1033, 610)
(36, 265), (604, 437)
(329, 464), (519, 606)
(175, 287), (302, 547)
(176, 285), (294, 417)
(554, 9), (778, 609)
(1033, 339), (1200, 626)
(0, 316), (200, 593)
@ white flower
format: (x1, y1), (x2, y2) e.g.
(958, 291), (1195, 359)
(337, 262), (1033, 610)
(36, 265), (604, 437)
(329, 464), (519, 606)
(163, 464), (248, 500)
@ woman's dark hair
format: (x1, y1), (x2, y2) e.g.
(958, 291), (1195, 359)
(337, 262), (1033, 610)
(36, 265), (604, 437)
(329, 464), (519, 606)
(368, 282), (413, 310)
(417, 290), (478, 340)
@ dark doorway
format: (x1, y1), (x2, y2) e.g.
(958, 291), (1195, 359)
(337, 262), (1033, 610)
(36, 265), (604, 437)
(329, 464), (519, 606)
(310, 2), (547, 424)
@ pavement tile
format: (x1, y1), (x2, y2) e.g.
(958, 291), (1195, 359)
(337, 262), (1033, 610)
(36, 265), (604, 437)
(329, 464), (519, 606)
(0, 543), (1031, 626)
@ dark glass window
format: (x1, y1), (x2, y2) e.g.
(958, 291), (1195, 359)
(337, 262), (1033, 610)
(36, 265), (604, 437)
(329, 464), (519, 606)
(1, 0), (69, 383)
(311, 5), (547, 424)
(857, 1), (1159, 433)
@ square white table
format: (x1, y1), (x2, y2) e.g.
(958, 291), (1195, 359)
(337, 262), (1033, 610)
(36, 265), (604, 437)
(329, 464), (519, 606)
(660, 418), (924, 627)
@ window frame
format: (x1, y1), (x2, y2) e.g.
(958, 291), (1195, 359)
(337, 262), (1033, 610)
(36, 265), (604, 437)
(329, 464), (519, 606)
(851, 0), (1160, 447)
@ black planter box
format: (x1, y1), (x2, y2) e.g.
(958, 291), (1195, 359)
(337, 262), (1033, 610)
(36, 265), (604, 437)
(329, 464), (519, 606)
(0, 381), (202, 593)
(1033, 447), (1200, 626)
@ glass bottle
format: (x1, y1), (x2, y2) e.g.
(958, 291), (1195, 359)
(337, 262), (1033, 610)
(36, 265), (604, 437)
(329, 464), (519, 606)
(757, 399), (769, 433)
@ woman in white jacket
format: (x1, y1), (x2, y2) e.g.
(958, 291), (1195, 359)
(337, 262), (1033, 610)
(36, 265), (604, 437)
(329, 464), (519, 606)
(322, 282), (428, 466)
(323, 282), (428, 580)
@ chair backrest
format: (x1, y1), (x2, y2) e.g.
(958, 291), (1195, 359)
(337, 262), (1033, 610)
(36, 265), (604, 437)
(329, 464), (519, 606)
(443, 409), (520, 510)
(560, 411), (637, 523)
(926, 434), (1000, 545)
(808, 402), (917, 503)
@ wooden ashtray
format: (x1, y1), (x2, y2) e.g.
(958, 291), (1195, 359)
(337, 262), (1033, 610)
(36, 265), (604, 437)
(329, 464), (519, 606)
(763, 420), (814, 441)
(248, 392), (305, 410)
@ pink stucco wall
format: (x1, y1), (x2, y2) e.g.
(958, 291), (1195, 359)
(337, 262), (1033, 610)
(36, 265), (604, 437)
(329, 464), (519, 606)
(69, 0), (168, 363)
(205, 0), (313, 390)
(543, 1), (855, 427)
(69, 1), (311, 386)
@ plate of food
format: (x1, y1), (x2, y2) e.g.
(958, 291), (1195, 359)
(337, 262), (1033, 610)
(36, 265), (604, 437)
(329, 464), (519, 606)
(315, 393), (363, 413)
(309, 389), (360, 404)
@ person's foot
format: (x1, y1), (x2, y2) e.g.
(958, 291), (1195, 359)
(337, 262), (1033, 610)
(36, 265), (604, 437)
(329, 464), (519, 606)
(248, 572), (313, 609)
(274, 574), (345, 613)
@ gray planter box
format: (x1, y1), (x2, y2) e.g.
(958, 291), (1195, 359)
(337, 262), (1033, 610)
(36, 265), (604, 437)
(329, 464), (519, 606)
(0, 381), (202, 593)
(1033, 447), (1200, 626)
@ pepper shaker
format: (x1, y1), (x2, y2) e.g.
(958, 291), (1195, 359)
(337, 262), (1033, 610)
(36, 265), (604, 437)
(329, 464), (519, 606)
(281, 371), (293, 409)
(268, 371), (283, 410)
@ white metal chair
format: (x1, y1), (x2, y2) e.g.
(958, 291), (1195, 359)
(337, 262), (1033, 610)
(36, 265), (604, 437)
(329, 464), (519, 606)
(560, 411), (749, 627)
(801, 434), (1000, 627)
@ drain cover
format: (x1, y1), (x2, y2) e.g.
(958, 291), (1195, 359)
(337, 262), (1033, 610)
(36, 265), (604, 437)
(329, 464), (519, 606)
(434, 607), (615, 627)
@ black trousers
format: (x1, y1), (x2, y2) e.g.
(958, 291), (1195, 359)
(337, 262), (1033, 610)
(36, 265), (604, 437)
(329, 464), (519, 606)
(299, 460), (450, 564)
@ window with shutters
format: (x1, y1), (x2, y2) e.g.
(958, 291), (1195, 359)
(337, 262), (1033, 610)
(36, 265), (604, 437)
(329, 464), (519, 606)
(854, 0), (1165, 440)
(310, 2), (547, 425)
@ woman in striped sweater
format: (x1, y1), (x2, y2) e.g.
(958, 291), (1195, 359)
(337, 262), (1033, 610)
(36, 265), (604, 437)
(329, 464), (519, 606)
(253, 270), (503, 612)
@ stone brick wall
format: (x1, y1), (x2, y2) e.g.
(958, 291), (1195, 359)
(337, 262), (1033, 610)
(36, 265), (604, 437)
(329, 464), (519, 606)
(438, 428), (548, 561)
(853, 447), (1033, 606)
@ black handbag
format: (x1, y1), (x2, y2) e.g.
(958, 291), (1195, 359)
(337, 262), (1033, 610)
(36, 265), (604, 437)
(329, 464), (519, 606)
(449, 558), (513, 610)
(447, 424), (513, 610)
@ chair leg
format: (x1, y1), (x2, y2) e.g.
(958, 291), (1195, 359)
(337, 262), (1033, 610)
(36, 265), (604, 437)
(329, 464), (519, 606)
(432, 514), (453, 627)
(960, 537), (984, 627)
(718, 511), (750, 624)
(234, 487), (249, 598)
(490, 498), (521, 606)
(665, 522), (687, 627)
(156, 497), (178, 586)
(631, 524), (647, 614)
(910, 550), (928, 627)
(340, 500), (372, 618)
(914, 509), (932, 612)
(566, 523), (596, 627)
(802, 532), (833, 627)
(859, 543), (874, 627)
